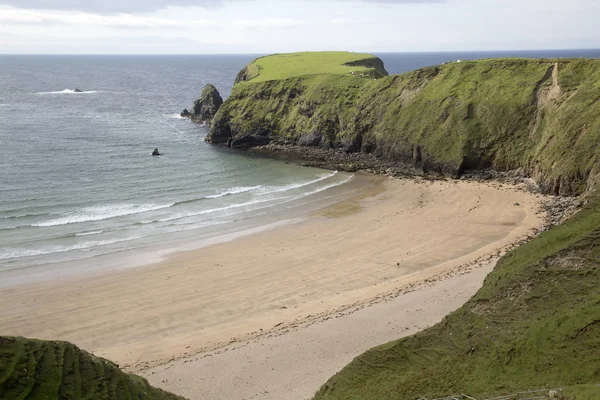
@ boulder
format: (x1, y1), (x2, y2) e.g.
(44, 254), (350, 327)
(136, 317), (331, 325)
(180, 108), (191, 117)
(73, 89), (83, 93)
(152, 148), (161, 156)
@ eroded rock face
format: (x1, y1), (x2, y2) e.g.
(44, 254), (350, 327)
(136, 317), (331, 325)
(181, 84), (223, 124)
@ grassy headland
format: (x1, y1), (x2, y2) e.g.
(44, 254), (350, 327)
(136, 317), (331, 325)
(234, 51), (388, 84)
(209, 54), (600, 196)
(0, 337), (185, 400)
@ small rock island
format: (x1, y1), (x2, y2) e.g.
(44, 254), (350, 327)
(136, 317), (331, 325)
(180, 84), (223, 124)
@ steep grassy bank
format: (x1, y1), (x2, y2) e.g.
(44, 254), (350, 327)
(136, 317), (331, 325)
(0, 337), (185, 400)
(209, 56), (600, 195)
(313, 197), (600, 399)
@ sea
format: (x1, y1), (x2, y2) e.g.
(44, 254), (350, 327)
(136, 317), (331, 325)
(1, 49), (599, 280)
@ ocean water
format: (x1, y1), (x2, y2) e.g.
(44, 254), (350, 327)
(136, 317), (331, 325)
(2, 50), (599, 276)
(0, 55), (357, 275)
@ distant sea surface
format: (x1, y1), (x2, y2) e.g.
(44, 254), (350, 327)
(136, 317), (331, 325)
(1, 50), (599, 275)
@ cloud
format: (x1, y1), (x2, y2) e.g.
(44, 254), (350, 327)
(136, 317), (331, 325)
(0, 7), (306, 30)
(0, 8), (217, 28)
(0, 0), (441, 13)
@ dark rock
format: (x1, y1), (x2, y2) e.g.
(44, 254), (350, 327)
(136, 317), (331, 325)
(180, 84), (223, 125)
(73, 89), (83, 93)
(192, 84), (223, 124)
(152, 148), (161, 156)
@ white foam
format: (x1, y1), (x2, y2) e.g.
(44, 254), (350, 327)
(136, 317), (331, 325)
(149, 173), (351, 225)
(156, 197), (284, 224)
(166, 113), (186, 119)
(205, 186), (262, 199)
(32, 203), (173, 227)
(36, 89), (100, 95)
(258, 171), (338, 195)
(75, 230), (104, 237)
(0, 236), (138, 260)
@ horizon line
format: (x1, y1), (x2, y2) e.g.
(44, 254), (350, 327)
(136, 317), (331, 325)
(1, 48), (600, 56)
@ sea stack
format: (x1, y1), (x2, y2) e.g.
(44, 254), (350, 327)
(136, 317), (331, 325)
(181, 84), (223, 125)
(152, 148), (160, 156)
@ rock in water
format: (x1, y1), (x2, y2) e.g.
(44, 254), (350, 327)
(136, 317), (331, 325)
(73, 88), (83, 93)
(181, 84), (223, 124)
(152, 148), (161, 156)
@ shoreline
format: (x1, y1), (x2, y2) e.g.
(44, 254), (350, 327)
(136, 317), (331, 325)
(0, 175), (547, 376)
(0, 172), (376, 288)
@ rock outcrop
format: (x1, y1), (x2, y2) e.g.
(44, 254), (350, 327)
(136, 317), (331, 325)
(181, 84), (223, 124)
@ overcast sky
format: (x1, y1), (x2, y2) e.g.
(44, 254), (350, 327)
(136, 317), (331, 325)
(0, 0), (598, 54)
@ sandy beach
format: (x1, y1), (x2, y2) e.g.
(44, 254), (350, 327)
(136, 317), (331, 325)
(0, 176), (545, 398)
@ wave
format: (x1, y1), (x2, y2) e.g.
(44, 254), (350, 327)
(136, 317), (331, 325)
(75, 230), (104, 237)
(32, 203), (173, 227)
(205, 186), (262, 199)
(0, 211), (52, 220)
(140, 173), (351, 225)
(0, 236), (139, 261)
(168, 186), (261, 208)
(36, 89), (100, 95)
(257, 171), (338, 196)
(166, 113), (186, 119)
(155, 197), (284, 224)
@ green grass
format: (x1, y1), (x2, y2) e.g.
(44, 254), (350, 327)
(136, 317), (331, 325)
(0, 337), (186, 400)
(313, 199), (600, 399)
(561, 385), (600, 399)
(211, 56), (600, 195)
(236, 52), (388, 83)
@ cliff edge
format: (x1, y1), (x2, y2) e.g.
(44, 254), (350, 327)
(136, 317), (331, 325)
(208, 55), (600, 196)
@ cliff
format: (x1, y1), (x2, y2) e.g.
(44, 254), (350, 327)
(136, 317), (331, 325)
(208, 55), (600, 196)
(0, 336), (186, 400)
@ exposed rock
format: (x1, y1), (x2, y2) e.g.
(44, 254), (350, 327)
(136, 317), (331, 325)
(152, 148), (161, 156)
(73, 89), (83, 93)
(181, 84), (223, 125)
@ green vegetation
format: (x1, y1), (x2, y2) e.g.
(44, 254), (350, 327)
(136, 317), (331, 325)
(234, 52), (388, 84)
(313, 198), (600, 399)
(0, 336), (185, 400)
(210, 56), (600, 195)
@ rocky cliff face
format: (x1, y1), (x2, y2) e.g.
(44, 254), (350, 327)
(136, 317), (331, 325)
(208, 58), (600, 196)
(181, 84), (223, 124)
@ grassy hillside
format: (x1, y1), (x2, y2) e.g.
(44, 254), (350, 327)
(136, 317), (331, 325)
(209, 57), (600, 195)
(234, 52), (388, 84)
(313, 197), (600, 399)
(0, 337), (185, 400)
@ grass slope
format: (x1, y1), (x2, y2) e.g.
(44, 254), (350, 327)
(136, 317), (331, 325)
(313, 199), (600, 400)
(0, 337), (186, 400)
(210, 57), (600, 195)
(235, 52), (388, 83)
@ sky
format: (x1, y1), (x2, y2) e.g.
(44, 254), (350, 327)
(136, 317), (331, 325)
(0, 0), (598, 54)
